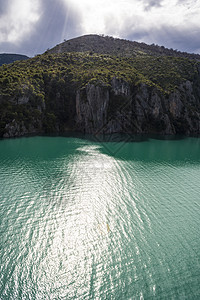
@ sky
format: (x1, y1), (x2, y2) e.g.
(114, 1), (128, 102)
(0, 0), (200, 57)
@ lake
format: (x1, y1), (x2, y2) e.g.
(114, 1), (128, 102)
(0, 135), (200, 299)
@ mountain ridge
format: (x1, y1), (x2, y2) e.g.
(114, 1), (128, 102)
(48, 34), (200, 60)
(1, 34), (200, 138)
(0, 54), (29, 66)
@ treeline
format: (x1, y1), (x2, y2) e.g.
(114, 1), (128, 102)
(0, 50), (199, 136)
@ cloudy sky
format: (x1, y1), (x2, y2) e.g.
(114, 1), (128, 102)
(0, 0), (200, 57)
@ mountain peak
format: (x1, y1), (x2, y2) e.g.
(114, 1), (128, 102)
(48, 34), (200, 60)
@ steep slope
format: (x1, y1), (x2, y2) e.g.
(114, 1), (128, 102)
(0, 54), (29, 66)
(0, 35), (200, 138)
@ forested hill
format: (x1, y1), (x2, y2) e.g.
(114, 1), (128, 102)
(1, 35), (200, 138)
(49, 34), (200, 61)
(0, 54), (29, 66)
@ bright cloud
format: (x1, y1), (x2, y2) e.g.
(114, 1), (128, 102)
(0, 0), (40, 44)
(65, 0), (200, 53)
(66, 0), (144, 34)
(66, 0), (200, 37)
(0, 0), (200, 55)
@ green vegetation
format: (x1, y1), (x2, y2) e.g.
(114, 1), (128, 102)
(0, 51), (199, 95)
(0, 43), (200, 136)
(49, 34), (200, 61)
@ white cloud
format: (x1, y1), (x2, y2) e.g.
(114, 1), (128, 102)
(0, 0), (81, 56)
(66, 0), (144, 34)
(0, 0), (40, 44)
(0, 0), (200, 55)
(65, 0), (200, 34)
(65, 0), (200, 52)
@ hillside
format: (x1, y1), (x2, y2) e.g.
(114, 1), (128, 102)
(0, 54), (29, 66)
(49, 34), (200, 60)
(0, 35), (200, 138)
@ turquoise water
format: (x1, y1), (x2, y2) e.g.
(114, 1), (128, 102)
(0, 135), (200, 299)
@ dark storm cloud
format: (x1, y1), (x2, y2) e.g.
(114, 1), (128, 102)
(0, 0), (83, 56)
(125, 24), (200, 54)
(1, 0), (200, 56)
(155, 25), (200, 53)
(26, 0), (83, 55)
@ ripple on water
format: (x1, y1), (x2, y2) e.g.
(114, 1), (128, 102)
(0, 136), (200, 299)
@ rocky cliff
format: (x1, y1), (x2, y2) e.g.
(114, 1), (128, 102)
(2, 75), (200, 138)
(1, 35), (200, 138)
(75, 77), (200, 136)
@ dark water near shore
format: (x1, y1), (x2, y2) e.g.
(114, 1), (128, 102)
(0, 135), (200, 299)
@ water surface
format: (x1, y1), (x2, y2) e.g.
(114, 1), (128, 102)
(0, 135), (200, 299)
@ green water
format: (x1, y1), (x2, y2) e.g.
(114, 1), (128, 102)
(0, 135), (200, 299)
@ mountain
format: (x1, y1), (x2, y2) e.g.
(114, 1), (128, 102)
(0, 35), (200, 138)
(49, 34), (200, 60)
(0, 54), (29, 66)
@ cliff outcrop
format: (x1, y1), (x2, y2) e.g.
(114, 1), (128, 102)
(1, 76), (200, 138)
(75, 77), (200, 136)
(1, 35), (200, 138)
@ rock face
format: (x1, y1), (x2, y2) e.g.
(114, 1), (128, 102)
(76, 77), (200, 136)
(2, 77), (200, 138)
(1, 34), (200, 138)
(3, 120), (29, 138)
(1, 92), (45, 138)
(76, 83), (109, 133)
(3, 117), (42, 138)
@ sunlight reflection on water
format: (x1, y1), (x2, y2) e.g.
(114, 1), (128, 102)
(0, 136), (200, 299)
